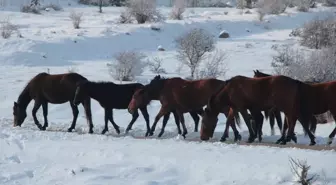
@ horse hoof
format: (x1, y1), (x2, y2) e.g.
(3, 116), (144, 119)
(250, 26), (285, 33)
(88, 130), (93, 134)
(101, 130), (107, 135)
(280, 141), (287, 145)
(149, 132), (154, 136)
(220, 137), (226, 142)
(67, 128), (73, 132)
(309, 141), (316, 146)
(158, 132), (163, 138)
(234, 134), (242, 142)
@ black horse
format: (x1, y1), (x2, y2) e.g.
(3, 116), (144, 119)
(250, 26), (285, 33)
(73, 80), (203, 136)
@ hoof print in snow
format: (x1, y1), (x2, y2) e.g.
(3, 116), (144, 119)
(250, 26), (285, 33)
(157, 45), (165, 51)
(219, 30), (230, 38)
(125, 32), (130, 35)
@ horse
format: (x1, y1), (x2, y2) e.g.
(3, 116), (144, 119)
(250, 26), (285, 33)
(253, 69), (334, 135)
(200, 75), (317, 146)
(128, 75), (257, 140)
(72, 80), (203, 136)
(13, 72), (94, 133)
(253, 70), (283, 136)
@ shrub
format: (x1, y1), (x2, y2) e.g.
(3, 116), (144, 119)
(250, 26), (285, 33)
(170, 0), (186, 20)
(69, 11), (83, 29)
(0, 18), (19, 39)
(300, 16), (336, 49)
(108, 51), (147, 81)
(123, 0), (163, 24)
(256, 0), (287, 15)
(147, 57), (167, 74)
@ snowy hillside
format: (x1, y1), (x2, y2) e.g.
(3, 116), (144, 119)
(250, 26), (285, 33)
(1, 1), (336, 185)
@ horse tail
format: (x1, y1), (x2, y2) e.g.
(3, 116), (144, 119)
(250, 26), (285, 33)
(264, 110), (269, 120)
(233, 111), (241, 129)
(296, 80), (311, 129)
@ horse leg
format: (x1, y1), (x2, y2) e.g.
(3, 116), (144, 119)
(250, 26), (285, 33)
(269, 111), (275, 136)
(276, 117), (288, 144)
(239, 109), (255, 142)
(251, 110), (264, 142)
(327, 113), (336, 145)
(223, 109), (242, 142)
(283, 116), (297, 145)
(310, 116), (317, 134)
(149, 106), (170, 136)
(140, 107), (151, 136)
(158, 112), (171, 138)
(176, 111), (188, 138)
(102, 108), (110, 134)
(220, 108), (235, 142)
(81, 98), (94, 134)
(125, 109), (139, 134)
(274, 111), (283, 133)
(189, 111), (200, 132)
(172, 110), (182, 135)
(299, 116), (316, 146)
(41, 101), (48, 130)
(32, 100), (43, 130)
(68, 102), (79, 133)
(108, 109), (120, 134)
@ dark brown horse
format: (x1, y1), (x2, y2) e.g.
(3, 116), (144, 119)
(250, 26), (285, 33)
(200, 75), (317, 145)
(253, 70), (334, 135)
(253, 70), (283, 135)
(72, 80), (203, 136)
(128, 75), (256, 140)
(13, 72), (94, 133)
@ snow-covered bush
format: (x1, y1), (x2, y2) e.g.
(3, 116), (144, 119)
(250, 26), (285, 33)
(69, 11), (83, 29)
(108, 51), (147, 81)
(256, 0), (287, 15)
(147, 57), (167, 75)
(300, 16), (336, 49)
(289, 157), (318, 185)
(170, 0), (186, 20)
(78, 0), (125, 6)
(196, 49), (228, 79)
(21, 4), (40, 14)
(175, 28), (215, 79)
(41, 3), (63, 11)
(122, 0), (163, 24)
(295, 0), (316, 12)
(271, 44), (336, 82)
(324, 0), (336, 6)
(1, 19), (19, 39)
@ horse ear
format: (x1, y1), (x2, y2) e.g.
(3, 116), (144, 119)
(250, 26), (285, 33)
(256, 70), (260, 73)
(14, 102), (18, 107)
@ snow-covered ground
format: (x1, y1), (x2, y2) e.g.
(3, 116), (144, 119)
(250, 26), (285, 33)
(1, 1), (336, 185)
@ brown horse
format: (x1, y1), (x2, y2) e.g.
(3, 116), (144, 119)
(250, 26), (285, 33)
(200, 75), (317, 145)
(72, 80), (203, 136)
(128, 75), (256, 140)
(253, 70), (283, 135)
(13, 72), (94, 133)
(253, 70), (334, 135)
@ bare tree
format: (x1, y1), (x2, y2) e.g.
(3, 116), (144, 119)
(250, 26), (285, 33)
(123, 0), (163, 24)
(196, 49), (228, 79)
(170, 0), (186, 20)
(107, 51), (147, 82)
(147, 57), (167, 75)
(69, 11), (83, 29)
(175, 28), (215, 79)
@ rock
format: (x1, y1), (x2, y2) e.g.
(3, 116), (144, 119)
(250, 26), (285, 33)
(157, 45), (165, 51)
(219, 30), (230, 38)
(149, 24), (161, 31)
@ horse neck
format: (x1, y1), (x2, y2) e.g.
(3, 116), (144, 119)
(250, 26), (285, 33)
(85, 82), (105, 101)
(146, 80), (165, 100)
(17, 85), (32, 109)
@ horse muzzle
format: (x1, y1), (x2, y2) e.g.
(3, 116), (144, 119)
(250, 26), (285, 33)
(128, 107), (134, 114)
